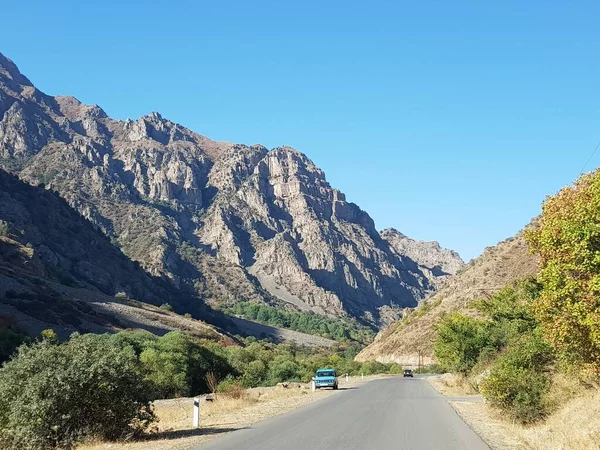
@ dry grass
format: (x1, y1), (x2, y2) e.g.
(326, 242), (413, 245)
(78, 376), (379, 450)
(429, 373), (600, 450)
(427, 373), (478, 396)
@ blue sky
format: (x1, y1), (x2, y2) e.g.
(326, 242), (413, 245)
(2, 1), (600, 260)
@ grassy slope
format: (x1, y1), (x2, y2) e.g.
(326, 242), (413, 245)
(356, 230), (539, 366)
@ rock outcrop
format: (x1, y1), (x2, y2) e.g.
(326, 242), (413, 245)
(381, 228), (464, 287)
(0, 52), (461, 326)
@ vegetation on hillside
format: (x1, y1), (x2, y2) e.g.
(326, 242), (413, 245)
(223, 301), (376, 344)
(434, 169), (600, 424)
(525, 170), (600, 377)
(0, 327), (398, 449)
(434, 281), (554, 423)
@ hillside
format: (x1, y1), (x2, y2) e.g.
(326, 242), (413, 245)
(0, 167), (236, 339)
(0, 52), (460, 326)
(356, 229), (539, 365)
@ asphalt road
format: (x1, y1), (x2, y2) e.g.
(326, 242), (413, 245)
(196, 376), (489, 450)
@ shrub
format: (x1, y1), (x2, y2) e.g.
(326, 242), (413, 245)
(360, 360), (389, 375)
(40, 328), (58, 344)
(0, 334), (155, 449)
(159, 303), (174, 312)
(480, 331), (553, 423)
(140, 331), (232, 398)
(268, 358), (303, 384)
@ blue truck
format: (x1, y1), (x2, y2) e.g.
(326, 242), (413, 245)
(313, 368), (338, 390)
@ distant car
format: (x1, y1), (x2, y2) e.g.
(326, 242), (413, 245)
(313, 368), (338, 390)
(403, 369), (414, 377)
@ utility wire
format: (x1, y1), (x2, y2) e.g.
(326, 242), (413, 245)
(580, 140), (600, 174)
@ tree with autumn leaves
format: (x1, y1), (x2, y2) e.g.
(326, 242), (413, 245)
(526, 170), (600, 377)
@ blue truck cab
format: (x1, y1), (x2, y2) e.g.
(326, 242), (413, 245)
(313, 368), (338, 390)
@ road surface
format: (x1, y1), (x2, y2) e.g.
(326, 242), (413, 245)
(196, 376), (489, 450)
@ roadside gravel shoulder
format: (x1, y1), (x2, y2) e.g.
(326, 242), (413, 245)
(78, 375), (383, 450)
(426, 374), (523, 450)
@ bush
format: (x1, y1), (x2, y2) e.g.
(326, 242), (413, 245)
(268, 357), (304, 384)
(0, 334), (155, 449)
(159, 303), (174, 312)
(139, 331), (232, 398)
(480, 331), (553, 423)
(360, 360), (388, 375)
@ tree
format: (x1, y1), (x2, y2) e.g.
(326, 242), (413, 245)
(433, 313), (495, 373)
(0, 334), (155, 449)
(526, 170), (600, 375)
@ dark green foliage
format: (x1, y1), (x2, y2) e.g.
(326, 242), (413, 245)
(480, 330), (553, 423)
(434, 313), (497, 373)
(224, 301), (375, 344)
(0, 334), (155, 450)
(139, 331), (232, 398)
(433, 281), (555, 423)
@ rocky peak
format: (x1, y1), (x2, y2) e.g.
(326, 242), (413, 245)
(381, 228), (464, 281)
(55, 96), (107, 121)
(0, 53), (33, 90)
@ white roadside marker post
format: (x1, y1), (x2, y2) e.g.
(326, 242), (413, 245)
(361, 373), (364, 380)
(193, 398), (200, 428)
(346, 373), (349, 383)
(312, 380), (316, 392)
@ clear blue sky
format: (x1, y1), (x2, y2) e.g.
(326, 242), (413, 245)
(2, 1), (600, 260)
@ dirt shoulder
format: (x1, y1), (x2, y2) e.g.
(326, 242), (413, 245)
(79, 375), (383, 450)
(427, 374), (600, 450)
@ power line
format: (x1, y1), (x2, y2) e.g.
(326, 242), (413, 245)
(580, 140), (600, 174)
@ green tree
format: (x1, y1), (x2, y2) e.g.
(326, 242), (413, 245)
(526, 170), (600, 374)
(0, 334), (155, 450)
(433, 313), (496, 373)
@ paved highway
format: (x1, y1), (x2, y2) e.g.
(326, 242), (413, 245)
(196, 376), (489, 450)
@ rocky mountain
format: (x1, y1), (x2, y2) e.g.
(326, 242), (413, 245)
(0, 168), (231, 340)
(356, 228), (539, 365)
(381, 228), (464, 286)
(0, 52), (459, 326)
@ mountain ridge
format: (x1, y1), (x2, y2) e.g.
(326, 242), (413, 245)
(0, 52), (462, 326)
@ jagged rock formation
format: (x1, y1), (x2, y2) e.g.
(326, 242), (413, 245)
(355, 229), (539, 365)
(381, 228), (464, 287)
(0, 52), (460, 325)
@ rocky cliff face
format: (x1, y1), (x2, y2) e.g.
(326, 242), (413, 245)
(0, 52), (459, 326)
(381, 228), (464, 287)
(0, 168), (232, 339)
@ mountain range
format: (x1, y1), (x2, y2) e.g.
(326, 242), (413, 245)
(0, 52), (463, 327)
